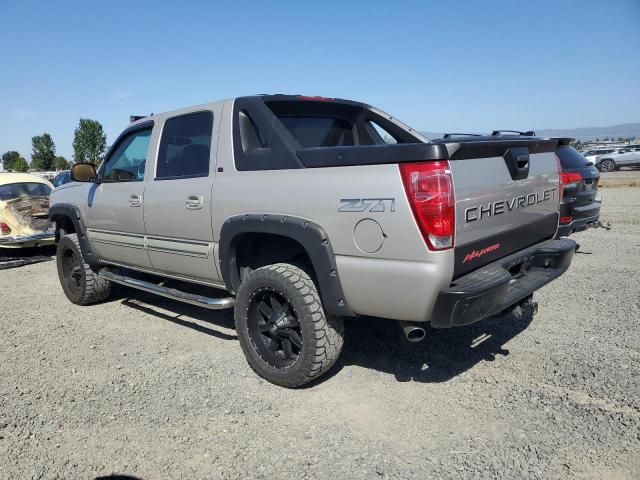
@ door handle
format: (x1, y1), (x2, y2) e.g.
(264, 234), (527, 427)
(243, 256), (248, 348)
(129, 194), (142, 207)
(185, 195), (203, 210)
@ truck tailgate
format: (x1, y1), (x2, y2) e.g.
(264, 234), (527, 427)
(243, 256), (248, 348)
(445, 139), (560, 277)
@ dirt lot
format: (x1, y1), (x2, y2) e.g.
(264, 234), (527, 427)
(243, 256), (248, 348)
(597, 168), (640, 188)
(1, 188), (639, 480)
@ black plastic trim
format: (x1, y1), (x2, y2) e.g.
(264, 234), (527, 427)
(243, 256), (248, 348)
(296, 143), (449, 168)
(454, 214), (559, 277)
(436, 137), (558, 160)
(232, 97), (305, 171)
(432, 238), (576, 328)
(218, 214), (353, 317)
(503, 147), (530, 181)
(49, 203), (101, 269)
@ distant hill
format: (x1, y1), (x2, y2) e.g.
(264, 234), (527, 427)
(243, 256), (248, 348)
(421, 122), (640, 141)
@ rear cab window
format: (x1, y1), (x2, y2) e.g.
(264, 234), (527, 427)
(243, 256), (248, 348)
(156, 111), (213, 180)
(277, 117), (354, 147)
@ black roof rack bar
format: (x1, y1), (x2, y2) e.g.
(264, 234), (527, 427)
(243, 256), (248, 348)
(491, 130), (536, 137)
(130, 115), (147, 123)
(442, 133), (484, 139)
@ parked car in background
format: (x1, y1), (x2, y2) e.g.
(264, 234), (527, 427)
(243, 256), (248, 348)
(0, 173), (55, 248)
(53, 170), (71, 187)
(594, 145), (640, 172)
(581, 149), (615, 166)
(556, 139), (601, 237)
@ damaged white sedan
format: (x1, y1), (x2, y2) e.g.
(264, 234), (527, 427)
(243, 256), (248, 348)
(0, 173), (55, 248)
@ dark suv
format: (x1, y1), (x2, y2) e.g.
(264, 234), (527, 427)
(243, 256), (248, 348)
(556, 138), (601, 237)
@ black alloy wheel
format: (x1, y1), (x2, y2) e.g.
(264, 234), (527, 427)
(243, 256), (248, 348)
(234, 263), (344, 388)
(60, 246), (83, 296)
(56, 233), (111, 305)
(247, 288), (303, 368)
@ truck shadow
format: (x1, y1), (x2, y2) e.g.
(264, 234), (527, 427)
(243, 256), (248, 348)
(111, 284), (533, 385)
(338, 309), (534, 384)
(114, 286), (237, 341)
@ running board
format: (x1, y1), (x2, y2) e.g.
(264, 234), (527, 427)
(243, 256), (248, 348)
(98, 269), (235, 310)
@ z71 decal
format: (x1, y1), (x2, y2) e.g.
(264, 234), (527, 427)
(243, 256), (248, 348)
(338, 198), (396, 213)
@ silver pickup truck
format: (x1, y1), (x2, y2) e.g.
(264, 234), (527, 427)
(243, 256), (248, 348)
(50, 95), (575, 387)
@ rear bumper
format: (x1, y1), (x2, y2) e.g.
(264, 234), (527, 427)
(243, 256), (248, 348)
(557, 213), (600, 237)
(0, 231), (55, 248)
(430, 238), (576, 328)
(557, 200), (601, 237)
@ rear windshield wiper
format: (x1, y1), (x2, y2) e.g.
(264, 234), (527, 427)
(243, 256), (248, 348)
(442, 133), (484, 139)
(491, 130), (536, 137)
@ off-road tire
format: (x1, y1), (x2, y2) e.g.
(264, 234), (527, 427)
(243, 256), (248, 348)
(234, 263), (344, 388)
(56, 233), (111, 305)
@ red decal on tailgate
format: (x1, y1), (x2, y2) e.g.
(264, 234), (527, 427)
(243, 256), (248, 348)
(462, 243), (501, 263)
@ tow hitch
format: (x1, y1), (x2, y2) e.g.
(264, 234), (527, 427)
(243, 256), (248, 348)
(520, 295), (538, 317)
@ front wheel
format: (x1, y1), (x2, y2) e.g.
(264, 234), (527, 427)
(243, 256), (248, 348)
(234, 263), (344, 388)
(56, 233), (111, 305)
(598, 159), (616, 172)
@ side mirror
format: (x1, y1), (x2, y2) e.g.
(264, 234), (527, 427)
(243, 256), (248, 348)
(70, 163), (97, 183)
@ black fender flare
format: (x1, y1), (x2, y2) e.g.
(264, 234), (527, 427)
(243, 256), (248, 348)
(49, 203), (101, 269)
(219, 214), (353, 317)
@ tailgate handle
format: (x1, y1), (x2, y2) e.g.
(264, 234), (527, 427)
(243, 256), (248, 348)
(504, 147), (530, 181)
(516, 154), (529, 168)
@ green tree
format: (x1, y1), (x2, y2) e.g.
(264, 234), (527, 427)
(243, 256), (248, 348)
(13, 157), (29, 172)
(2, 150), (22, 170)
(31, 133), (56, 171)
(73, 118), (107, 166)
(53, 156), (71, 171)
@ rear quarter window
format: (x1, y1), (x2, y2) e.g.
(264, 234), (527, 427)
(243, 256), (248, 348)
(0, 182), (51, 200)
(556, 146), (588, 169)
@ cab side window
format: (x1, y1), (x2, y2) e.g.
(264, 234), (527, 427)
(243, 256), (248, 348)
(156, 111), (213, 180)
(102, 128), (152, 182)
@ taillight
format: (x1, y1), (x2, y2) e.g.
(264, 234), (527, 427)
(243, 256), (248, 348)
(560, 216), (573, 224)
(0, 222), (11, 236)
(560, 172), (583, 189)
(399, 161), (455, 250)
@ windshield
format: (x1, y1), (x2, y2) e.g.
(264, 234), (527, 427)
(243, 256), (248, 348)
(0, 182), (52, 201)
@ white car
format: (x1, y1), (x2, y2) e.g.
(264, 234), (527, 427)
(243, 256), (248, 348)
(581, 148), (615, 166)
(594, 146), (640, 172)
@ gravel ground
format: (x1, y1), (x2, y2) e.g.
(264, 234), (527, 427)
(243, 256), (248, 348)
(598, 168), (640, 188)
(1, 188), (638, 480)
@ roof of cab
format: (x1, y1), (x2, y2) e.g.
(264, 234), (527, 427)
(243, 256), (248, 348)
(126, 94), (371, 127)
(0, 172), (54, 187)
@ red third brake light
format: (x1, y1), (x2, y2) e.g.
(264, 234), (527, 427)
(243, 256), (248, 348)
(399, 161), (455, 250)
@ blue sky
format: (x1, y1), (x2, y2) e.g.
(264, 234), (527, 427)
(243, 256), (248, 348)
(1, 0), (639, 160)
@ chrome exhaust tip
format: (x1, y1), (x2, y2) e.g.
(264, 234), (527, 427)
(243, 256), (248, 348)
(399, 321), (426, 342)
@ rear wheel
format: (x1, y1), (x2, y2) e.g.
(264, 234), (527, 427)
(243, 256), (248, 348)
(598, 159), (616, 172)
(234, 263), (344, 388)
(56, 233), (111, 305)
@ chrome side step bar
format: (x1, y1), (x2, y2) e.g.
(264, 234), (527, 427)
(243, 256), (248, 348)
(98, 269), (235, 310)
